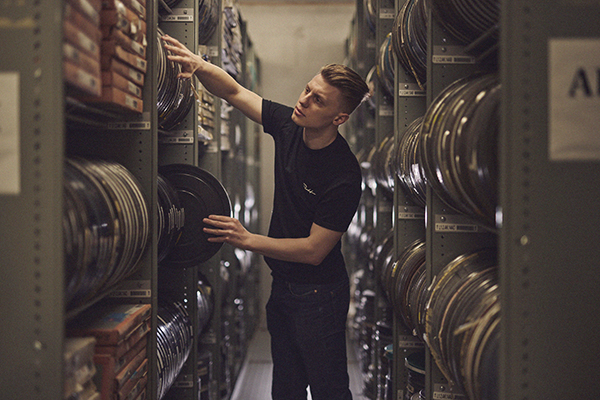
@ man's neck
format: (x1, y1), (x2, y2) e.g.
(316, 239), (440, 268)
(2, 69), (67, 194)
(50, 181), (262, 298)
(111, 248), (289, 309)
(302, 127), (338, 150)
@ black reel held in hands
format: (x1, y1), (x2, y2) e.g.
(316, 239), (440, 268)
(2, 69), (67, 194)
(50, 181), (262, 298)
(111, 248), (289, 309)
(158, 164), (231, 268)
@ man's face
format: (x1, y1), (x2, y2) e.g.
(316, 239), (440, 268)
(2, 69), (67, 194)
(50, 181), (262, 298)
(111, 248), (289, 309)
(291, 73), (347, 130)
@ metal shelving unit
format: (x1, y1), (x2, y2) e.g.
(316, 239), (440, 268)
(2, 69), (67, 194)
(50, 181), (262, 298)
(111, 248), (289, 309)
(0, 0), (67, 398)
(0, 0), (160, 398)
(346, 0), (600, 400)
(499, 2), (600, 399)
(0, 0), (260, 399)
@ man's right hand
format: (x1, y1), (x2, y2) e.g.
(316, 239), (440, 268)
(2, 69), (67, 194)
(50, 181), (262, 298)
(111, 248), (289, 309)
(162, 34), (204, 79)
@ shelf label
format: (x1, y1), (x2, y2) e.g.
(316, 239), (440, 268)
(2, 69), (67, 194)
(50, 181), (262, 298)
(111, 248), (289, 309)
(110, 280), (151, 298)
(398, 82), (426, 97)
(434, 214), (480, 233)
(173, 374), (193, 388)
(398, 205), (425, 220)
(549, 38), (600, 161)
(161, 8), (194, 21)
(433, 384), (465, 399)
(200, 330), (217, 344)
(158, 130), (194, 144)
(108, 121), (151, 130)
(207, 46), (219, 58)
(397, 335), (425, 348)
(432, 46), (476, 64)
(378, 104), (394, 117)
(0, 72), (20, 195)
(379, 8), (396, 19)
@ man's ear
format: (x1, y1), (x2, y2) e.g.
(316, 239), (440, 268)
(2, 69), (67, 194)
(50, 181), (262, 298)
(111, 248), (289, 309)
(333, 113), (350, 126)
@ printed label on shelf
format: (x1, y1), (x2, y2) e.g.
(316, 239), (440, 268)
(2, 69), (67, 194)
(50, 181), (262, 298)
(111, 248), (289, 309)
(433, 392), (466, 400)
(200, 330), (217, 344)
(160, 8), (194, 21)
(207, 46), (219, 58)
(158, 136), (195, 144)
(549, 38), (600, 161)
(397, 335), (425, 348)
(379, 8), (395, 19)
(433, 384), (466, 399)
(398, 83), (426, 97)
(158, 130), (194, 144)
(432, 46), (476, 64)
(110, 280), (151, 298)
(398, 206), (425, 220)
(108, 120), (151, 130)
(434, 214), (480, 233)
(173, 374), (193, 388)
(0, 72), (20, 195)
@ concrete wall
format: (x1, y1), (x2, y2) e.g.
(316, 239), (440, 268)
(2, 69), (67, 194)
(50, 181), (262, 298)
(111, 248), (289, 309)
(236, 2), (356, 316)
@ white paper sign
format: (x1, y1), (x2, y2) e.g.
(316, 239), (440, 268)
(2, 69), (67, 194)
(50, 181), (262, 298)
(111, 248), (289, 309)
(549, 38), (600, 161)
(0, 72), (20, 194)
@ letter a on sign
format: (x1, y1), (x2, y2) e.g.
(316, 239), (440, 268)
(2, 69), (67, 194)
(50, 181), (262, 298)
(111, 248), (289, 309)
(549, 38), (600, 161)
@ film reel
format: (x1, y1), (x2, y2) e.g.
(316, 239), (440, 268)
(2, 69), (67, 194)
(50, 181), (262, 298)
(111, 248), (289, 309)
(377, 33), (395, 99)
(394, 116), (427, 207)
(428, 0), (500, 59)
(157, 173), (185, 263)
(157, 298), (193, 399)
(424, 248), (498, 394)
(157, 27), (195, 131)
(158, 164), (232, 268)
(63, 158), (149, 310)
(419, 73), (500, 227)
(392, 0), (428, 88)
(198, 0), (220, 45)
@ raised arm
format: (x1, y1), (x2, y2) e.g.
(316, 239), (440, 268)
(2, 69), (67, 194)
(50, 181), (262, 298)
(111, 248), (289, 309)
(162, 34), (263, 124)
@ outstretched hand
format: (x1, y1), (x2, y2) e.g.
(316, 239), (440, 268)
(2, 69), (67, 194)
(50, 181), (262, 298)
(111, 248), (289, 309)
(203, 215), (253, 250)
(161, 34), (205, 79)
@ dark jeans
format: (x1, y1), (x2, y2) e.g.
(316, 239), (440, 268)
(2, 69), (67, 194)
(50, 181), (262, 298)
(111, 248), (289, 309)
(266, 277), (353, 400)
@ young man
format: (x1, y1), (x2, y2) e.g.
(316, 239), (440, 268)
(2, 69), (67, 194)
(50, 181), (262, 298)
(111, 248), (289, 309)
(162, 34), (369, 400)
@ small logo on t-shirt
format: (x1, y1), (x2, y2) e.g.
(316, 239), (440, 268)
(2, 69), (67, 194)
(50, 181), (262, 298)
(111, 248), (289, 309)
(303, 182), (316, 196)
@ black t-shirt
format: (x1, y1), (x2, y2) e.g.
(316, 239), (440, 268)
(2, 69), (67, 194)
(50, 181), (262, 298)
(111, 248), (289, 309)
(261, 99), (362, 284)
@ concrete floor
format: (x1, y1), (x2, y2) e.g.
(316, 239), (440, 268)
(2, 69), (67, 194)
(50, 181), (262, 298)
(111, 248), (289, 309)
(230, 321), (369, 400)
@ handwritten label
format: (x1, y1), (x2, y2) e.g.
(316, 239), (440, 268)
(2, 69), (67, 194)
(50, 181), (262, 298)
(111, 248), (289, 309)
(0, 72), (20, 195)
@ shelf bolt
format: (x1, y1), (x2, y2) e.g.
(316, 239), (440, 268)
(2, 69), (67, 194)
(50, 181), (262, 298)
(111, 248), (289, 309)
(34, 340), (43, 351)
(520, 235), (529, 246)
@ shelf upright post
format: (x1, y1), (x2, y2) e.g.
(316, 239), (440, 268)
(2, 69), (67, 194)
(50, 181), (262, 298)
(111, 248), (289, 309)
(374, 0), (396, 238)
(391, 0), (428, 398)
(371, 0), (397, 397)
(499, 1), (600, 399)
(197, 2), (225, 398)
(158, 0), (201, 166)
(156, 0), (204, 399)
(423, 8), (496, 400)
(0, 0), (65, 398)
